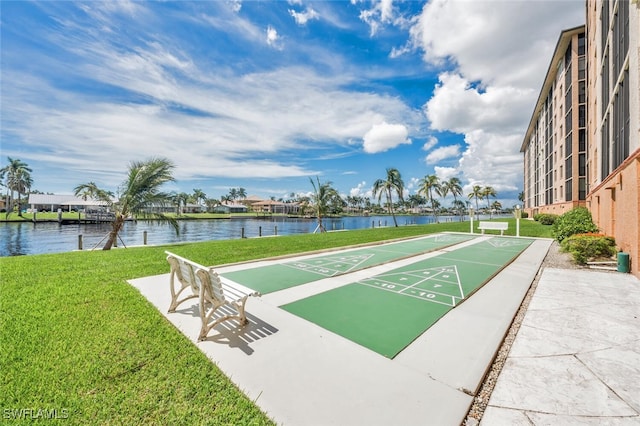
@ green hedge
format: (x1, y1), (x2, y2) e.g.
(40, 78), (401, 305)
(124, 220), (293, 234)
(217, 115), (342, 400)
(533, 213), (558, 225)
(552, 207), (599, 242)
(560, 233), (617, 264)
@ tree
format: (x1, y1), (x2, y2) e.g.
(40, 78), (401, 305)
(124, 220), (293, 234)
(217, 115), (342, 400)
(467, 185), (484, 218)
(74, 157), (178, 250)
(442, 177), (463, 220)
(0, 158), (33, 217)
(229, 188), (238, 200)
(482, 186), (497, 218)
(418, 174), (441, 224)
(452, 199), (467, 220)
(237, 187), (247, 199)
(407, 194), (423, 213)
(309, 176), (340, 233)
(372, 168), (404, 227)
(192, 188), (207, 206)
(173, 192), (190, 215)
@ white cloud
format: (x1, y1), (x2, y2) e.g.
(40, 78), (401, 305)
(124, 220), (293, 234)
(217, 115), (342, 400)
(289, 8), (319, 25)
(2, 29), (420, 188)
(422, 136), (437, 151)
(425, 144), (460, 165)
(362, 122), (411, 153)
(411, 0), (584, 191)
(434, 166), (458, 182)
(349, 181), (369, 197)
(357, 0), (400, 36)
(266, 25), (282, 48)
(228, 0), (242, 13)
(425, 72), (535, 135)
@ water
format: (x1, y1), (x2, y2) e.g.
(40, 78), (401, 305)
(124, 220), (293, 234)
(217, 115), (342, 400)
(0, 214), (492, 257)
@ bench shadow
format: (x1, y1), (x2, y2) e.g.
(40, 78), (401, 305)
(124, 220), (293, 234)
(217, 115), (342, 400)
(174, 304), (278, 355)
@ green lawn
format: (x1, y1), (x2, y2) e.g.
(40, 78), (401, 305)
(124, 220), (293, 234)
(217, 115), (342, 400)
(0, 220), (552, 424)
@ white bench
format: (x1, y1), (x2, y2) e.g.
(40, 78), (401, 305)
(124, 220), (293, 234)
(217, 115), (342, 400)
(477, 221), (508, 235)
(165, 251), (261, 341)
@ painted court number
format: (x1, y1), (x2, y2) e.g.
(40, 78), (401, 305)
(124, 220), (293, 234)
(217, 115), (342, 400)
(381, 283), (435, 299)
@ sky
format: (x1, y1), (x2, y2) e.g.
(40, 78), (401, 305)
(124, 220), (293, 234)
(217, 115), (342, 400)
(1, 0), (585, 208)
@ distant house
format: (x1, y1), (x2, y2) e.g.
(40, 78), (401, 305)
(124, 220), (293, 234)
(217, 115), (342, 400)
(251, 199), (300, 215)
(213, 203), (248, 214)
(183, 203), (204, 214)
(28, 194), (109, 212)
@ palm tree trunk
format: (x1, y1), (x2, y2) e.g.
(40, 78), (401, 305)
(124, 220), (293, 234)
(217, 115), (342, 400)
(17, 192), (22, 217)
(388, 189), (398, 227)
(103, 216), (125, 250)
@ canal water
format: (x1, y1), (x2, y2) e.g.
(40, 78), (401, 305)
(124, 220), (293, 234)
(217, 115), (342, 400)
(0, 214), (488, 257)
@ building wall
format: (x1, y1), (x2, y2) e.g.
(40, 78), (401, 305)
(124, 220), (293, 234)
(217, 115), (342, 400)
(586, 0), (640, 277)
(521, 27), (587, 217)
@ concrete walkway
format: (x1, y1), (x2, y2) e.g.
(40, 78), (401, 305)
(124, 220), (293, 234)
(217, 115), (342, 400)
(481, 268), (640, 425)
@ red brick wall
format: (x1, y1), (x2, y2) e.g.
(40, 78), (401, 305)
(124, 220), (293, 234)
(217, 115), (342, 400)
(587, 149), (640, 278)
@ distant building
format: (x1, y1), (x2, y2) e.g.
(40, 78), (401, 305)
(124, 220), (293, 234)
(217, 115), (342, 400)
(521, 26), (587, 217)
(213, 203), (248, 214)
(27, 194), (109, 212)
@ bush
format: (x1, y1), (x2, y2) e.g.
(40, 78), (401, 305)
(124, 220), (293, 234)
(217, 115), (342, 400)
(552, 207), (599, 242)
(533, 213), (558, 225)
(560, 233), (616, 264)
(521, 211), (529, 219)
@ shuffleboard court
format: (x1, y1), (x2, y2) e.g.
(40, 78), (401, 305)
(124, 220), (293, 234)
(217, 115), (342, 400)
(221, 233), (476, 294)
(281, 237), (534, 358)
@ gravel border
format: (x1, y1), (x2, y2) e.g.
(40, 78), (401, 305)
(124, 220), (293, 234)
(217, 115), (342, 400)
(463, 241), (583, 425)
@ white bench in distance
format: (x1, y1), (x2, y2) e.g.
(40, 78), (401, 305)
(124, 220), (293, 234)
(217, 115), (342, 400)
(477, 221), (508, 235)
(165, 251), (261, 341)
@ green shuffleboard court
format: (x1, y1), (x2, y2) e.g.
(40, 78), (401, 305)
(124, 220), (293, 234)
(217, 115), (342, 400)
(281, 237), (534, 358)
(221, 233), (476, 294)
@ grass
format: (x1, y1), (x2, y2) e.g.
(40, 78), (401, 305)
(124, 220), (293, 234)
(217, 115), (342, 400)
(0, 219), (552, 424)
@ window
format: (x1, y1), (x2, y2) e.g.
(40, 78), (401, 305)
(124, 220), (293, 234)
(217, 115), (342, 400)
(602, 52), (609, 115)
(565, 178), (573, 201)
(601, 117), (610, 177)
(579, 129), (586, 152)
(578, 57), (586, 80)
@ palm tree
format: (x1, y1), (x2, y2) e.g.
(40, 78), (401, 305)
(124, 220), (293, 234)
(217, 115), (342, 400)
(309, 176), (340, 233)
(452, 199), (467, 220)
(491, 200), (503, 213)
(372, 168), (404, 227)
(442, 177), (463, 220)
(74, 157), (178, 250)
(467, 185), (484, 219)
(173, 192), (190, 215)
(418, 174), (441, 224)
(0, 157), (33, 217)
(407, 194), (423, 213)
(237, 187), (247, 200)
(229, 188), (238, 200)
(482, 186), (497, 219)
(192, 188), (207, 206)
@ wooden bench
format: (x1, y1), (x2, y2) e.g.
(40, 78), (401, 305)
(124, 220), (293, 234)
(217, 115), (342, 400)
(477, 221), (508, 235)
(165, 251), (261, 341)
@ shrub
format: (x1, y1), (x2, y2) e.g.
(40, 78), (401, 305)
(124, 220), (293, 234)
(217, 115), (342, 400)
(552, 207), (599, 242)
(560, 233), (616, 264)
(521, 211), (529, 219)
(533, 213), (558, 225)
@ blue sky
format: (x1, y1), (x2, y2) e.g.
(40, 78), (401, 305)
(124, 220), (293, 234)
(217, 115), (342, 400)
(1, 0), (584, 207)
